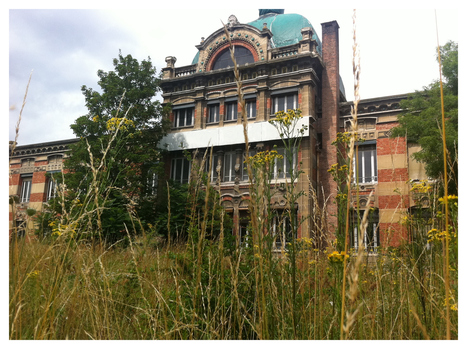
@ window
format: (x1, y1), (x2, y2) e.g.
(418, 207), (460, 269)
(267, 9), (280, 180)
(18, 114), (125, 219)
(46, 176), (57, 201)
(173, 106), (194, 128)
(357, 118), (376, 130)
(223, 151), (237, 182)
(271, 210), (296, 250)
(48, 155), (62, 163)
(242, 150), (256, 181)
(171, 158), (191, 184)
(146, 170), (158, 196)
(21, 158), (34, 168)
(351, 209), (379, 253)
(239, 222), (251, 247)
(47, 155), (63, 171)
(208, 103), (220, 123)
(20, 176), (32, 203)
(205, 153), (220, 183)
(212, 46), (255, 70)
(353, 144), (377, 184)
(273, 148), (297, 180)
(245, 98), (257, 118)
(272, 91), (298, 114)
(225, 101), (238, 121)
(16, 220), (26, 238)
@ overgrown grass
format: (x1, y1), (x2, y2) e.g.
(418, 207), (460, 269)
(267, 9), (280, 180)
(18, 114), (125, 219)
(9, 211), (457, 339)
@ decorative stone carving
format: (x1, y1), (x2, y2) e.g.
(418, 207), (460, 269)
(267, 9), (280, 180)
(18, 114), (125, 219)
(227, 15), (239, 28)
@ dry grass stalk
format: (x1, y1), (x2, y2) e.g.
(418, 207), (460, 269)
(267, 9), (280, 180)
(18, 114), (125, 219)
(222, 21), (270, 339)
(408, 299), (430, 339)
(9, 71), (33, 240)
(435, 12), (451, 339)
(339, 9), (361, 339)
(343, 191), (373, 339)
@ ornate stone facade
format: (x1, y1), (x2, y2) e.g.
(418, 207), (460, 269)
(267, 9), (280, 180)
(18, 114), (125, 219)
(159, 10), (428, 250)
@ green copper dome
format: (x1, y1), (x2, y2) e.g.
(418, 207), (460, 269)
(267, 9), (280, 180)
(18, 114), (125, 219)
(248, 10), (322, 53)
(191, 10), (321, 65)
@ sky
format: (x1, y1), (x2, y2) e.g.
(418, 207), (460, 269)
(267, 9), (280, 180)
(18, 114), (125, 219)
(8, 3), (460, 146)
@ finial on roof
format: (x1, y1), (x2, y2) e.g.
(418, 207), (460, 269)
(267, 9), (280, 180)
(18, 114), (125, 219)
(227, 14), (239, 28)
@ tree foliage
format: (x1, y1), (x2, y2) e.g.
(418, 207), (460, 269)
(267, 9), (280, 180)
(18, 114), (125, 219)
(391, 41), (458, 192)
(58, 51), (170, 241)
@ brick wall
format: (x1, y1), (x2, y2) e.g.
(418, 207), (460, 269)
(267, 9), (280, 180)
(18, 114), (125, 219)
(376, 133), (410, 246)
(318, 21), (340, 234)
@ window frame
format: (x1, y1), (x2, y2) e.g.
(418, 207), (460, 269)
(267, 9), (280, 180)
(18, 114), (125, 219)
(223, 151), (237, 182)
(170, 157), (191, 184)
(20, 175), (32, 203)
(241, 149), (256, 181)
(173, 105), (194, 128)
(351, 209), (379, 253)
(211, 46), (255, 70)
(245, 98), (257, 119)
(207, 103), (220, 124)
(271, 89), (298, 114)
(273, 147), (297, 180)
(271, 210), (296, 250)
(353, 143), (378, 184)
(224, 100), (238, 122)
(46, 172), (60, 201)
(205, 153), (220, 183)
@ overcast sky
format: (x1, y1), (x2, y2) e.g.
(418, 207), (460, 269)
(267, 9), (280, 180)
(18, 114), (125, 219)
(8, 4), (460, 146)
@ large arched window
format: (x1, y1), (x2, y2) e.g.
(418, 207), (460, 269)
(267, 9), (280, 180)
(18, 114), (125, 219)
(212, 46), (255, 70)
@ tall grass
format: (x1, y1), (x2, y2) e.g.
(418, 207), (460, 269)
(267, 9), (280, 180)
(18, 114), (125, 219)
(9, 13), (457, 340)
(9, 211), (457, 339)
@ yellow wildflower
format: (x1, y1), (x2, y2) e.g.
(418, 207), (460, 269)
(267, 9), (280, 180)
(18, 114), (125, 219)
(439, 195), (458, 204)
(327, 250), (349, 263)
(106, 117), (135, 132)
(27, 270), (40, 278)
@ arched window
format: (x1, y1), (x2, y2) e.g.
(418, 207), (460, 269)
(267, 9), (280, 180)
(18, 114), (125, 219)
(212, 46), (255, 70)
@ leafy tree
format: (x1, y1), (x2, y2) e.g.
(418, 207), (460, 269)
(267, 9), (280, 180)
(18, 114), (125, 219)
(391, 41), (458, 192)
(59, 51), (171, 241)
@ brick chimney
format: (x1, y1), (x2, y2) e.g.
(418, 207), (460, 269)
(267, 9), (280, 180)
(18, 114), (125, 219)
(319, 20), (340, 235)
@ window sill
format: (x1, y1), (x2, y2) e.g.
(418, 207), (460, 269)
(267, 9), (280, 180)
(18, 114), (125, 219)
(171, 125), (194, 130)
(354, 182), (378, 187)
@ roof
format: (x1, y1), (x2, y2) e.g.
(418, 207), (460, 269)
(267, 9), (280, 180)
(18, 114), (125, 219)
(188, 10), (345, 98)
(247, 11), (322, 53)
(191, 10), (322, 65)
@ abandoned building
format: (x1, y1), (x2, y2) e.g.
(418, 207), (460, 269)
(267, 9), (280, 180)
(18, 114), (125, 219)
(9, 9), (429, 250)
